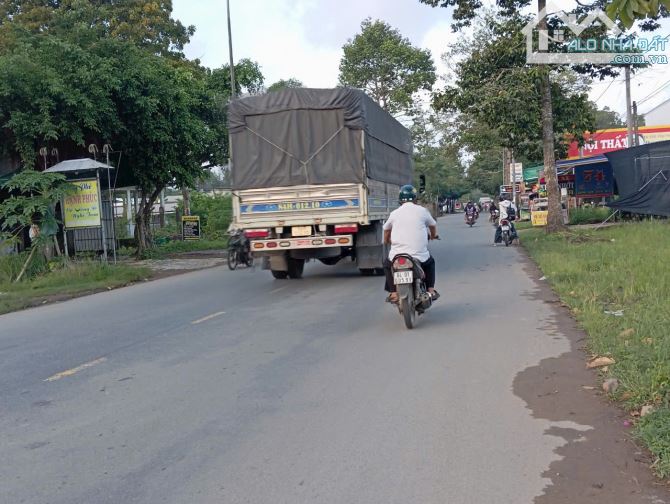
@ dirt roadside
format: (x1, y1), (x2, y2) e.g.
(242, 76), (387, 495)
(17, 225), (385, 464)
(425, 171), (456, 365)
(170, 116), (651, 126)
(514, 253), (670, 503)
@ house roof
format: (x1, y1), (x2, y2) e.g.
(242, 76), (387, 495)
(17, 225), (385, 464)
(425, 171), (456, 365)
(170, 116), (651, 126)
(44, 158), (115, 173)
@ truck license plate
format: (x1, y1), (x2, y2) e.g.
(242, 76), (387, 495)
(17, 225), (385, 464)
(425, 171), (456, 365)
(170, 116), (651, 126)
(394, 271), (413, 284)
(292, 226), (312, 237)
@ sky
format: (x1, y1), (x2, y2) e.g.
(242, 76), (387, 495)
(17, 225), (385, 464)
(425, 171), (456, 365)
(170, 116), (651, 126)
(172, 0), (670, 120)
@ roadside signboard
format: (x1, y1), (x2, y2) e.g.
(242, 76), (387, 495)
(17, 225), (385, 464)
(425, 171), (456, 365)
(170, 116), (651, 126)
(575, 164), (614, 198)
(182, 215), (201, 240)
(511, 163), (523, 183)
(63, 179), (102, 228)
(567, 125), (670, 159)
(531, 210), (548, 226)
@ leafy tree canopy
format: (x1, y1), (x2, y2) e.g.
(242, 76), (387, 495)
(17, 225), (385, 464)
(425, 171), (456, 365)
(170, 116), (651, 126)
(435, 13), (596, 161)
(267, 78), (304, 93)
(339, 18), (436, 115)
(0, 0), (194, 56)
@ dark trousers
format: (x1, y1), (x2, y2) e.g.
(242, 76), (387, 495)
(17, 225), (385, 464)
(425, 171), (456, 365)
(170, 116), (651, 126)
(494, 222), (517, 243)
(384, 256), (436, 292)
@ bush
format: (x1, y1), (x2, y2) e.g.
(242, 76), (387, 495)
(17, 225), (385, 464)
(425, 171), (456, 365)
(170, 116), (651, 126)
(569, 206), (612, 225)
(186, 192), (232, 240)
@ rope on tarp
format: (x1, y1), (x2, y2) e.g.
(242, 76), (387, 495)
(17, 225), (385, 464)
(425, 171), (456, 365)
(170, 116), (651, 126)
(245, 125), (345, 185)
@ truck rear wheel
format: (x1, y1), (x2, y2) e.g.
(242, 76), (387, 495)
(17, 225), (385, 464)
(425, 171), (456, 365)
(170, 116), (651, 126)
(287, 258), (305, 279)
(359, 268), (374, 276)
(271, 270), (288, 279)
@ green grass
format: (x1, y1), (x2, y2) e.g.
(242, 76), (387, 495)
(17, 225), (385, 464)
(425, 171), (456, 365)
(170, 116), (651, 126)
(0, 261), (150, 315)
(521, 221), (670, 477)
(141, 238), (228, 259)
(568, 206), (612, 225)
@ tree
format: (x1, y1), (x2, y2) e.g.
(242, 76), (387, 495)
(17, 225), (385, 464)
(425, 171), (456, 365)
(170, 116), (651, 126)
(267, 78), (303, 92)
(595, 106), (626, 129)
(0, 170), (74, 281)
(0, 2), (257, 254)
(605, 0), (669, 28)
(339, 19), (436, 115)
(0, 0), (194, 56)
(421, 0), (669, 230)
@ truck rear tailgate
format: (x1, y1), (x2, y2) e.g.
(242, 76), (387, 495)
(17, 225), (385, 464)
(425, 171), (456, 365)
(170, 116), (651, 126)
(234, 183), (367, 228)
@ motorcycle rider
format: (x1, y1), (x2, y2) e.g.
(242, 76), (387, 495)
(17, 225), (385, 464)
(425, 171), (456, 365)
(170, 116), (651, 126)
(494, 195), (518, 245)
(464, 200), (479, 222)
(383, 185), (439, 304)
(489, 200), (499, 222)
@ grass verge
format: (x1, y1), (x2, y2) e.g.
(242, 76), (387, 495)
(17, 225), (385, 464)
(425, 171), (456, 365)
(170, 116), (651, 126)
(141, 239), (229, 259)
(520, 221), (670, 478)
(0, 261), (151, 315)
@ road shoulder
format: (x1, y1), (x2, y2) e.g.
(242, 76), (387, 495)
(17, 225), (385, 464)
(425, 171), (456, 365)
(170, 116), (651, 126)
(514, 253), (670, 503)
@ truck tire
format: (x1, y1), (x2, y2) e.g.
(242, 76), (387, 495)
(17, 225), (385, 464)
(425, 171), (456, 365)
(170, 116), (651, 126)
(287, 258), (305, 279)
(271, 270), (288, 279)
(359, 268), (375, 276)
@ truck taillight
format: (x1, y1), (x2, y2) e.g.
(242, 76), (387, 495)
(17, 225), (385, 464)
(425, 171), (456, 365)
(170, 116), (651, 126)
(334, 224), (358, 234)
(245, 229), (269, 238)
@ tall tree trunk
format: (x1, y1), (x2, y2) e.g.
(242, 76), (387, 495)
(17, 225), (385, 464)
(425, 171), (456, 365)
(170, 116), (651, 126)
(135, 188), (162, 256)
(181, 187), (191, 216)
(538, 0), (565, 233)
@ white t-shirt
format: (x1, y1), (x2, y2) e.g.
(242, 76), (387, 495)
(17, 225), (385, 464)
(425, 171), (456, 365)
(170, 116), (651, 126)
(383, 202), (436, 262)
(499, 200), (518, 220)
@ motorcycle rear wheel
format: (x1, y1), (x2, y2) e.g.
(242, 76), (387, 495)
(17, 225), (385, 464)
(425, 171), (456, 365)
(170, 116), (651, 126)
(503, 232), (511, 247)
(228, 248), (238, 270)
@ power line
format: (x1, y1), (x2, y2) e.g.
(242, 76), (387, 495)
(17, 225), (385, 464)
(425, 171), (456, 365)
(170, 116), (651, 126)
(593, 78), (616, 103)
(637, 79), (670, 105)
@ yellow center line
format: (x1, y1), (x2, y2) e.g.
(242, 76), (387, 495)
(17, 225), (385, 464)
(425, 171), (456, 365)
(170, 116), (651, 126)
(44, 357), (107, 382)
(191, 311), (226, 325)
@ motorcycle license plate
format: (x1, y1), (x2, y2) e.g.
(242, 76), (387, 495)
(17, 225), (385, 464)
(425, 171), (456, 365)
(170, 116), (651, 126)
(502, 225), (510, 231)
(394, 271), (413, 284)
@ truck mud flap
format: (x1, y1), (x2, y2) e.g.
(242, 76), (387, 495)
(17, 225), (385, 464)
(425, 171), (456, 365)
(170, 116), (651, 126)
(356, 222), (384, 270)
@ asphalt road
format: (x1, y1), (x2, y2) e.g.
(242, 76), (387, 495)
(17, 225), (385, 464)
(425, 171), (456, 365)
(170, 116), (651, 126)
(0, 215), (635, 503)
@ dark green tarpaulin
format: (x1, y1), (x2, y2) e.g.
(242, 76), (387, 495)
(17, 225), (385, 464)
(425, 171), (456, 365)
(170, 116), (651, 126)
(228, 88), (413, 190)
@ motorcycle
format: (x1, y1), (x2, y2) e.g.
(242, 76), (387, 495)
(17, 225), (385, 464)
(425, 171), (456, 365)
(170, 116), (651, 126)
(391, 254), (433, 329)
(465, 212), (478, 227)
(490, 209), (500, 227)
(500, 218), (513, 247)
(228, 230), (254, 270)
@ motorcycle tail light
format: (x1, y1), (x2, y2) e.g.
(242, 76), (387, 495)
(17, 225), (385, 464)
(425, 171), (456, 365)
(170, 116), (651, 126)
(393, 257), (412, 269)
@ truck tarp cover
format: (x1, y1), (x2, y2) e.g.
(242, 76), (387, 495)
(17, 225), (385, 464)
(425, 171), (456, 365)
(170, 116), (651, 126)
(228, 88), (413, 190)
(606, 140), (670, 216)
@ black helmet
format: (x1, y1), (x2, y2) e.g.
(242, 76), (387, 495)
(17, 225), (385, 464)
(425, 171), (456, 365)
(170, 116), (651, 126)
(399, 185), (418, 203)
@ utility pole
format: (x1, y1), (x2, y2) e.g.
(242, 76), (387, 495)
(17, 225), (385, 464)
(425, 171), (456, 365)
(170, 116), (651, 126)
(227, 0), (236, 99)
(633, 100), (639, 146)
(625, 65), (633, 148)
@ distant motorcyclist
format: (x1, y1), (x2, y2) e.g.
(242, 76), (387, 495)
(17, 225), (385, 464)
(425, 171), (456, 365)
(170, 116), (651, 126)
(383, 185), (439, 304)
(489, 201), (499, 222)
(494, 195), (518, 245)
(464, 201), (479, 221)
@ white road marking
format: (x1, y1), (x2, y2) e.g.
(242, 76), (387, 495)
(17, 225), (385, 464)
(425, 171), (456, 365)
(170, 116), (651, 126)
(191, 311), (226, 325)
(44, 357), (107, 382)
(269, 286), (289, 295)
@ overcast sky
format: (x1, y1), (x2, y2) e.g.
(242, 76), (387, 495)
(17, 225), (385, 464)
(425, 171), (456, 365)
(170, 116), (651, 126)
(172, 0), (670, 119)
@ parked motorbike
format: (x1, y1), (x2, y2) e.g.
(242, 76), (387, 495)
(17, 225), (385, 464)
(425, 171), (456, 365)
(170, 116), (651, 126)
(391, 254), (433, 329)
(500, 218), (513, 247)
(228, 230), (254, 270)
